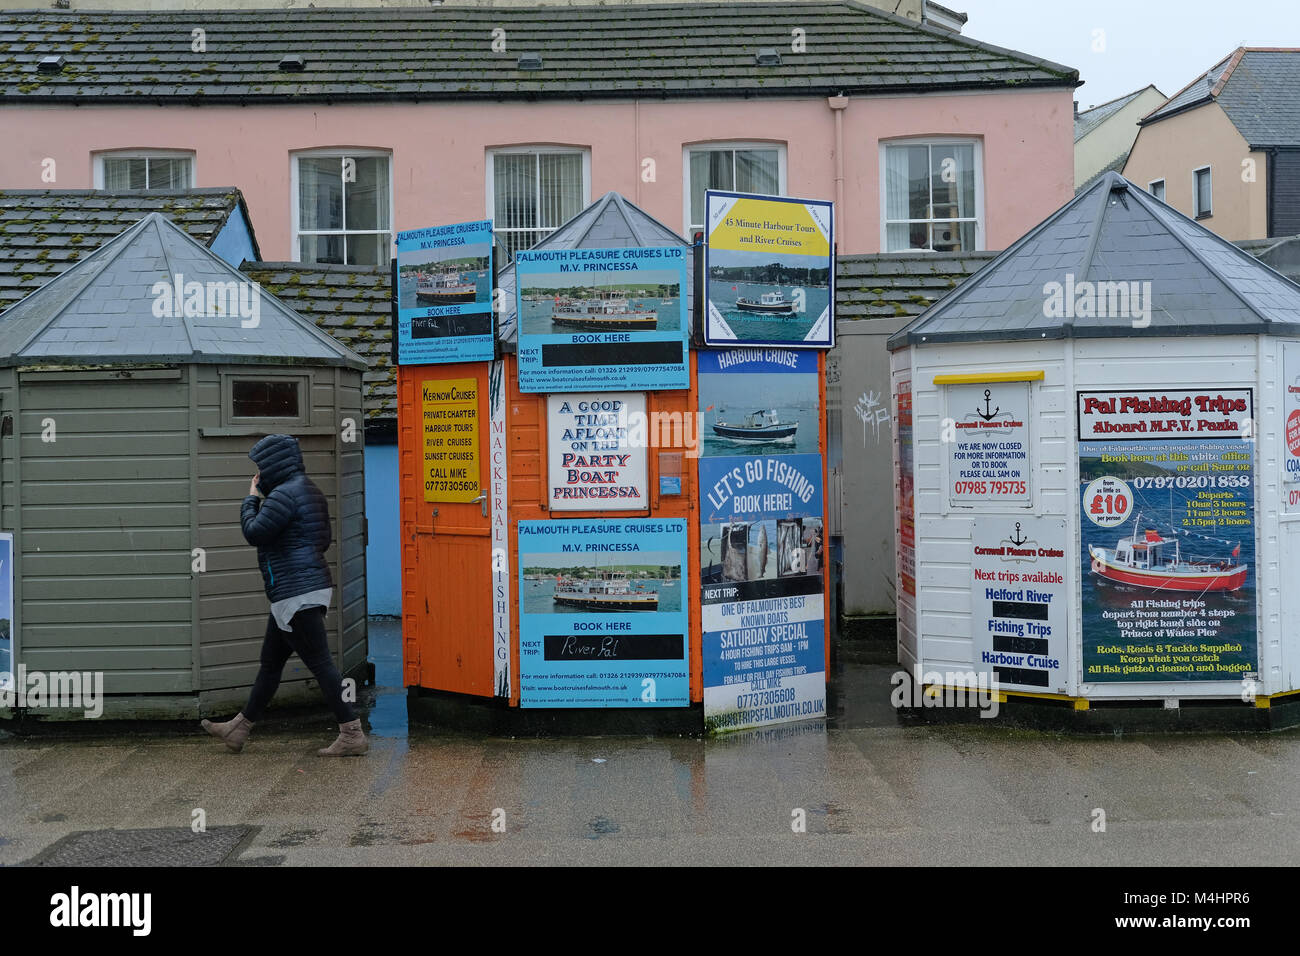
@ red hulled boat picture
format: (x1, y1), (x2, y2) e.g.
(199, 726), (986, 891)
(1088, 513), (1247, 592)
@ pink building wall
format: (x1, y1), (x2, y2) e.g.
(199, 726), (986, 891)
(2, 88), (1073, 257)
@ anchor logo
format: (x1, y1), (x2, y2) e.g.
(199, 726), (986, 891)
(976, 389), (1000, 421)
(1008, 522), (1028, 546)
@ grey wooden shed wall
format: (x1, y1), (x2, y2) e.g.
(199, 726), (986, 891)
(1, 362), (365, 703)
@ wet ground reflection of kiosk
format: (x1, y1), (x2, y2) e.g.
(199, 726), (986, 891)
(888, 171), (1300, 726)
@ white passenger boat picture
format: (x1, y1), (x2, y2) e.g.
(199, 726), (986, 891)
(552, 571), (660, 612)
(550, 290), (658, 332)
(416, 271), (478, 305)
(711, 408), (798, 443)
(735, 290), (796, 315)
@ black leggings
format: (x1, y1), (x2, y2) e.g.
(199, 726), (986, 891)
(243, 607), (356, 723)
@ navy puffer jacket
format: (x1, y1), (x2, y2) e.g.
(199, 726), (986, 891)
(241, 434), (333, 602)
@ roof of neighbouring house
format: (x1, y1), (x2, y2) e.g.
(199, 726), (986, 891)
(888, 171), (1300, 349)
(1074, 85), (1162, 141)
(0, 188), (259, 314)
(1076, 150), (1130, 194)
(1141, 48), (1300, 146)
(496, 190), (692, 348)
(240, 261), (394, 420)
(0, 213), (366, 369)
(837, 251), (996, 321)
(0, 2), (1078, 104)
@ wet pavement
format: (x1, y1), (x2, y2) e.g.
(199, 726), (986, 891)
(1, 620), (1297, 866)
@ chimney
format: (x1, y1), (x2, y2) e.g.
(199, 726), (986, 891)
(1073, 101), (1079, 116)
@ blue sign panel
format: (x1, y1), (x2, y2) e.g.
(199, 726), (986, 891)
(395, 220), (494, 364)
(518, 518), (689, 708)
(515, 245), (689, 392)
(698, 454), (827, 731)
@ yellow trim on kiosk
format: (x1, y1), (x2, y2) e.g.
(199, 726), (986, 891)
(933, 370), (1045, 385)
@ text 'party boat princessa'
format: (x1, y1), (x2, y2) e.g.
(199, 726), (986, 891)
(1088, 513), (1247, 592)
(551, 290), (657, 332)
(552, 571), (660, 611)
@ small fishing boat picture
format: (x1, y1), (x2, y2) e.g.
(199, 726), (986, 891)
(417, 271), (478, 305)
(1088, 512), (1247, 592)
(552, 571), (659, 612)
(711, 408), (798, 444)
(735, 290), (796, 315)
(550, 290), (658, 332)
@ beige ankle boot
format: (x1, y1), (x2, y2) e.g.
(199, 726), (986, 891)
(318, 718), (368, 756)
(200, 712), (254, 753)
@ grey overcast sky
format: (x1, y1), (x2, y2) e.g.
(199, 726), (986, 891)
(956, 0), (1300, 109)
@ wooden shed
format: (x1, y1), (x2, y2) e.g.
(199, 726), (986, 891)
(0, 213), (369, 720)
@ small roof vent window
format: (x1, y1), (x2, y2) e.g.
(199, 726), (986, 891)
(38, 55), (66, 74)
(517, 52), (543, 70)
(755, 48), (781, 66)
(278, 54), (306, 72)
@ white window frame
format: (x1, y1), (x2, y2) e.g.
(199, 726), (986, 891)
(92, 149), (197, 189)
(1193, 165), (1213, 218)
(485, 145), (591, 258)
(879, 137), (986, 253)
(681, 141), (788, 238)
(1148, 178), (1166, 201)
(290, 147), (395, 265)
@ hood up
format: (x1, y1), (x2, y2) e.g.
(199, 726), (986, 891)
(249, 433), (304, 493)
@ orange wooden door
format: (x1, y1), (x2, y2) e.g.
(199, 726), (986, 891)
(404, 364), (494, 697)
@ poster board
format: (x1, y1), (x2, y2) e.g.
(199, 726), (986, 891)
(395, 220), (495, 364)
(699, 454), (827, 731)
(546, 393), (648, 511)
(517, 519), (688, 708)
(420, 377), (480, 503)
(1077, 389), (1258, 683)
(704, 190), (834, 349)
(515, 246), (689, 392)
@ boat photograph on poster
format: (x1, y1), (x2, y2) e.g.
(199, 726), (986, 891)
(520, 552), (683, 616)
(396, 243), (491, 311)
(518, 272), (683, 335)
(697, 348), (820, 457)
(706, 248), (831, 343)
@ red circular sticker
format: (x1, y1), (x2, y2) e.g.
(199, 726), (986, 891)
(1288, 409), (1300, 457)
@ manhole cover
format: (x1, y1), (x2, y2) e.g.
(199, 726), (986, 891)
(24, 826), (255, 867)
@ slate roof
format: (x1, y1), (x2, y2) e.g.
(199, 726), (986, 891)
(1075, 150), (1129, 195)
(837, 251), (995, 321)
(0, 3), (1078, 104)
(0, 213), (366, 370)
(0, 188), (257, 314)
(1142, 48), (1300, 147)
(496, 191), (692, 348)
(240, 261), (393, 420)
(888, 171), (1300, 349)
(1074, 87), (1151, 141)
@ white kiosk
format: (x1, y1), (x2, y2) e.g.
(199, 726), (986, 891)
(888, 172), (1300, 721)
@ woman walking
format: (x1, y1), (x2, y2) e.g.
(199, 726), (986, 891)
(201, 434), (367, 756)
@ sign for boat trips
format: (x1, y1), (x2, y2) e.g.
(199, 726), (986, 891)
(698, 454), (827, 731)
(514, 245), (689, 393)
(1282, 343), (1300, 513)
(896, 379), (916, 600)
(517, 519), (688, 708)
(1077, 389), (1258, 683)
(0, 533), (11, 690)
(546, 393), (649, 511)
(420, 377), (481, 503)
(696, 348), (820, 458)
(395, 220), (494, 365)
(704, 190), (834, 349)
(971, 517), (1068, 694)
(946, 381), (1031, 506)
(489, 361), (512, 699)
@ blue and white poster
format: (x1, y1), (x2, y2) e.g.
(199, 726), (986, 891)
(518, 519), (689, 708)
(0, 533), (11, 689)
(697, 347), (821, 458)
(395, 220), (494, 364)
(699, 454), (827, 731)
(515, 245), (689, 393)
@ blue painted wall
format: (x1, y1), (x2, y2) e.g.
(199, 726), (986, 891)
(210, 203), (258, 267)
(364, 442), (401, 615)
